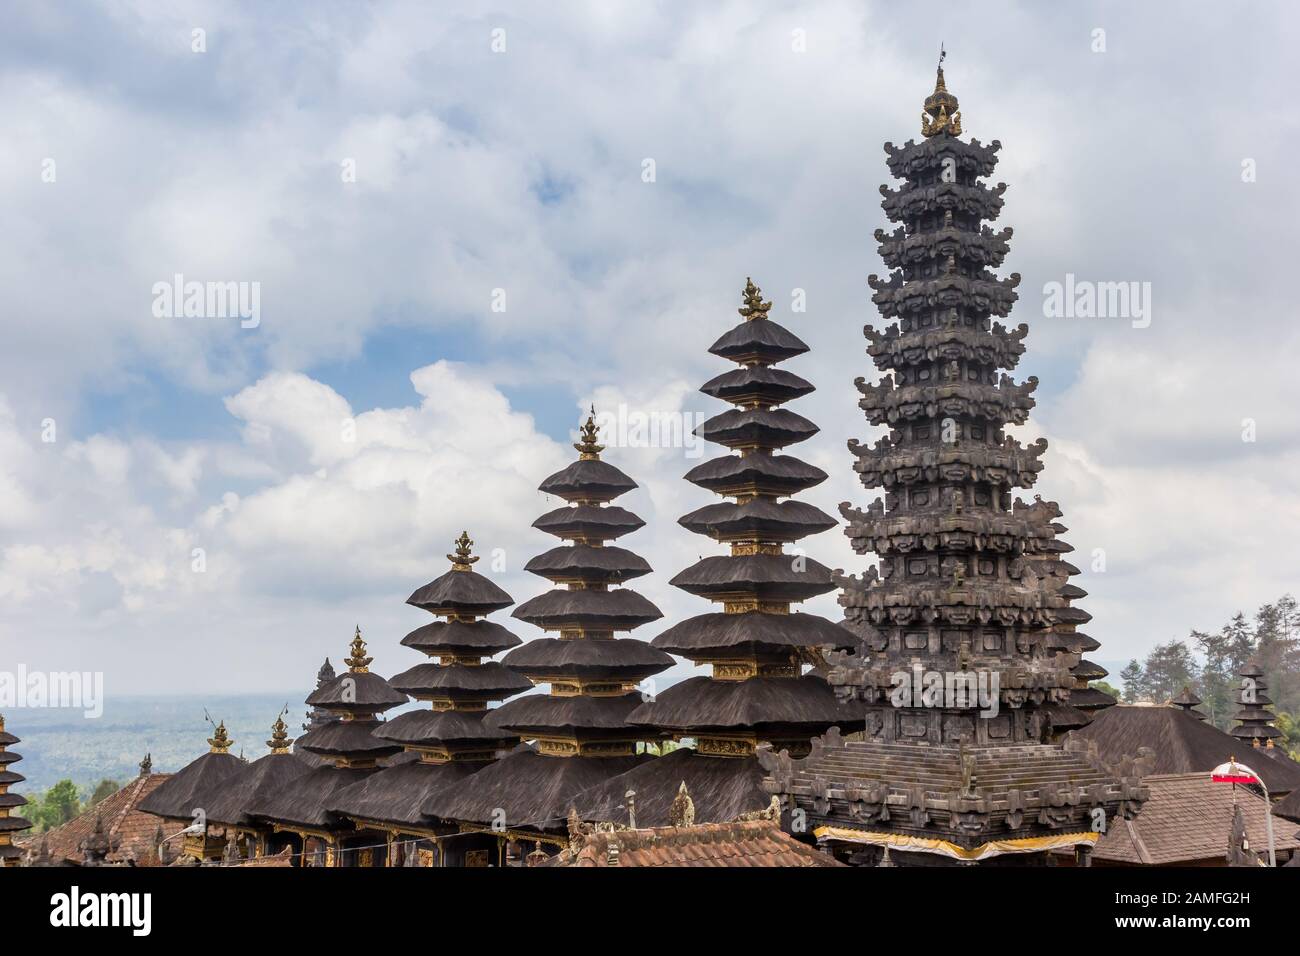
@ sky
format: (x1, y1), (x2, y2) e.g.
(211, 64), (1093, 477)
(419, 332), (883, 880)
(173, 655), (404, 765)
(1, 1), (1297, 706)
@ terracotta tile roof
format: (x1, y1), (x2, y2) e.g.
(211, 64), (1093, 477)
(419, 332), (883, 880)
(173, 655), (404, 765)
(26, 773), (187, 865)
(548, 817), (843, 867)
(1091, 773), (1300, 866)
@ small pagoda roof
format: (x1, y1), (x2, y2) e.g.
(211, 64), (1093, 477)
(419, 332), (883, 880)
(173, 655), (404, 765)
(372, 709), (519, 749)
(532, 504), (645, 542)
(1071, 705), (1300, 795)
(708, 317), (809, 365)
(549, 815), (841, 867)
(24, 772), (183, 865)
(388, 660), (533, 699)
(670, 553), (836, 603)
(486, 690), (650, 737)
(1068, 686), (1119, 710)
(1089, 773), (1300, 866)
(295, 718), (404, 759)
(503, 637), (674, 682)
(524, 544), (651, 583)
(138, 750), (244, 822)
(305, 670), (408, 714)
(697, 407), (818, 450)
(400, 619), (522, 657)
(204, 753), (310, 828)
(246, 764), (377, 829)
(684, 453), (827, 497)
(576, 747), (773, 827)
(1070, 659), (1109, 681)
(652, 610), (858, 658)
(512, 586), (663, 631)
(699, 365), (815, 406)
(679, 499), (836, 542)
(538, 459), (637, 503)
(421, 748), (645, 829)
(330, 759), (478, 827)
(629, 675), (862, 737)
(407, 567), (514, 616)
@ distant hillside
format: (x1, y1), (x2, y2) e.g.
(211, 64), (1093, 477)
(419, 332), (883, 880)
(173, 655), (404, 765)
(10, 694), (317, 793)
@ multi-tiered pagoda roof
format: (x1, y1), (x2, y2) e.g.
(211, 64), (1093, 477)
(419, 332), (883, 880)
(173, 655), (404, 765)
(247, 628), (406, 836)
(330, 533), (532, 832)
(767, 59), (1146, 864)
(580, 280), (861, 828)
(424, 414), (673, 843)
(0, 715), (32, 867)
(1232, 660), (1285, 750)
(203, 713), (310, 838)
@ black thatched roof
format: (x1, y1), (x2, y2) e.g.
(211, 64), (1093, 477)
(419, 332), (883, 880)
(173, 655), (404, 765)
(670, 553), (836, 602)
(576, 747), (772, 826)
(138, 751), (244, 821)
(533, 504), (645, 542)
(421, 748), (646, 829)
(0, 729), (18, 746)
(1070, 705), (1300, 794)
(388, 661), (533, 699)
(629, 675), (862, 736)
(512, 587), (663, 630)
(330, 759), (479, 827)
(1274, 784), (1300, 824)
(503, 637), (674, 681)
(699, 365), (815, 406)
(708, 317), (809, 365)
(684, 453), (827, 497)
(485, 690), (651, 737)
(407, 567), (514, 616)
(247, 765), (376, 829)
(295, 718), (404, 759)
(696, 407), (818, 450)
(524, 544), (651, 583)
(203, 754), (310, 827)
(304, 670), (407, 714)
(0, 770), (25, 786)
(372, 709), (519, 749)
(652, 610), (858, 658)
(400, 619), (522, 657)
(679, 499), (836, 542)
(538, 458), (637, 503)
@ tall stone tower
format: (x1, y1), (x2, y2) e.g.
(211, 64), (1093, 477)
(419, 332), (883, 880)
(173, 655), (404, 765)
(762, 57), (1145, 865)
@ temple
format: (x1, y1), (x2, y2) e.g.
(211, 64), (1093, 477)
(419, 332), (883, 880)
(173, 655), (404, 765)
(246, 627), (407, 865)
(331, 532), (533, 865)
(580, 279), (862, 827)
(0, 715), (32, 866)
(761, 59), (1147, 864)
(136, 719), (244, 862)
(421, 414), (674, 858)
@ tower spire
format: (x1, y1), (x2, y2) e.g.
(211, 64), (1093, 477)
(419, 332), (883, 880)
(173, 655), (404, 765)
(447, 531), (478, 571)
(345, 625), (373, 673)
(921, 45), (962, 137)
(574, 406), (605, 460)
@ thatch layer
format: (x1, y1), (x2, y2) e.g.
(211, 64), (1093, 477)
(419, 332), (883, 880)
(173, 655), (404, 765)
(575, 747), (772, 826)
(538, 459), (637, 503)
(708, 317), (809, 364)
(204, 754), (310, 827)
(629, 675), (862, 736)
(247, 765), (376, 828)
(524, 544), (651, 583)
(670, 553), (835, 601)
(533, 504), (644, 541)
(513, 587), (663, 630)
(652, 610), (857, 657)
(407, 567), (514, 616)
(400, 619), (522, 656)
(503, 637), (674, 680)
(305, 670), (408, 713)
(679, 498), (836, 541)
(422, 749), (646, 828)
(697, 407), (818, 449)
(137, 751), (244, 821)
(486, 690), (651, 736)
(699, 365), (814, 405)
(388, 661), (533, 699)
(330, 760), (478, 827)
(296, 718), (403, 758)
(372, 709), (518, 748)
(684, 453), (827, 496)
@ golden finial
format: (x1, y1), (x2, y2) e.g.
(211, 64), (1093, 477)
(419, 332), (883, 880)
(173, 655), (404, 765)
(267, 708), (292, 754)
(921, 45), (962, 138)
(447, 531), (478, 571)
(207, 720), (233, 754)
(574, 406), (604, 460)
(345, 625), (372, 673)
(738, 277), (772, 321)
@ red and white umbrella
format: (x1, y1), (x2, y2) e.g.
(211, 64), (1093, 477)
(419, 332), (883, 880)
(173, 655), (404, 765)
(1211, 758), (1262, 785)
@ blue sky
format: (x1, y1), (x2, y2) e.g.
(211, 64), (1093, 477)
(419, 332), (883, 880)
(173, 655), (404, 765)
(1, 0), (1297, 710)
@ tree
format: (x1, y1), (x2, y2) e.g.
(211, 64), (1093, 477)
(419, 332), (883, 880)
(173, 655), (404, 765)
(1089, 680), (1121, 704)
(88, 779), (122, 807)
(1118, 660), (1146, 703)
(1141, 640), (1199, 703)
(34, 780), (80, 831)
